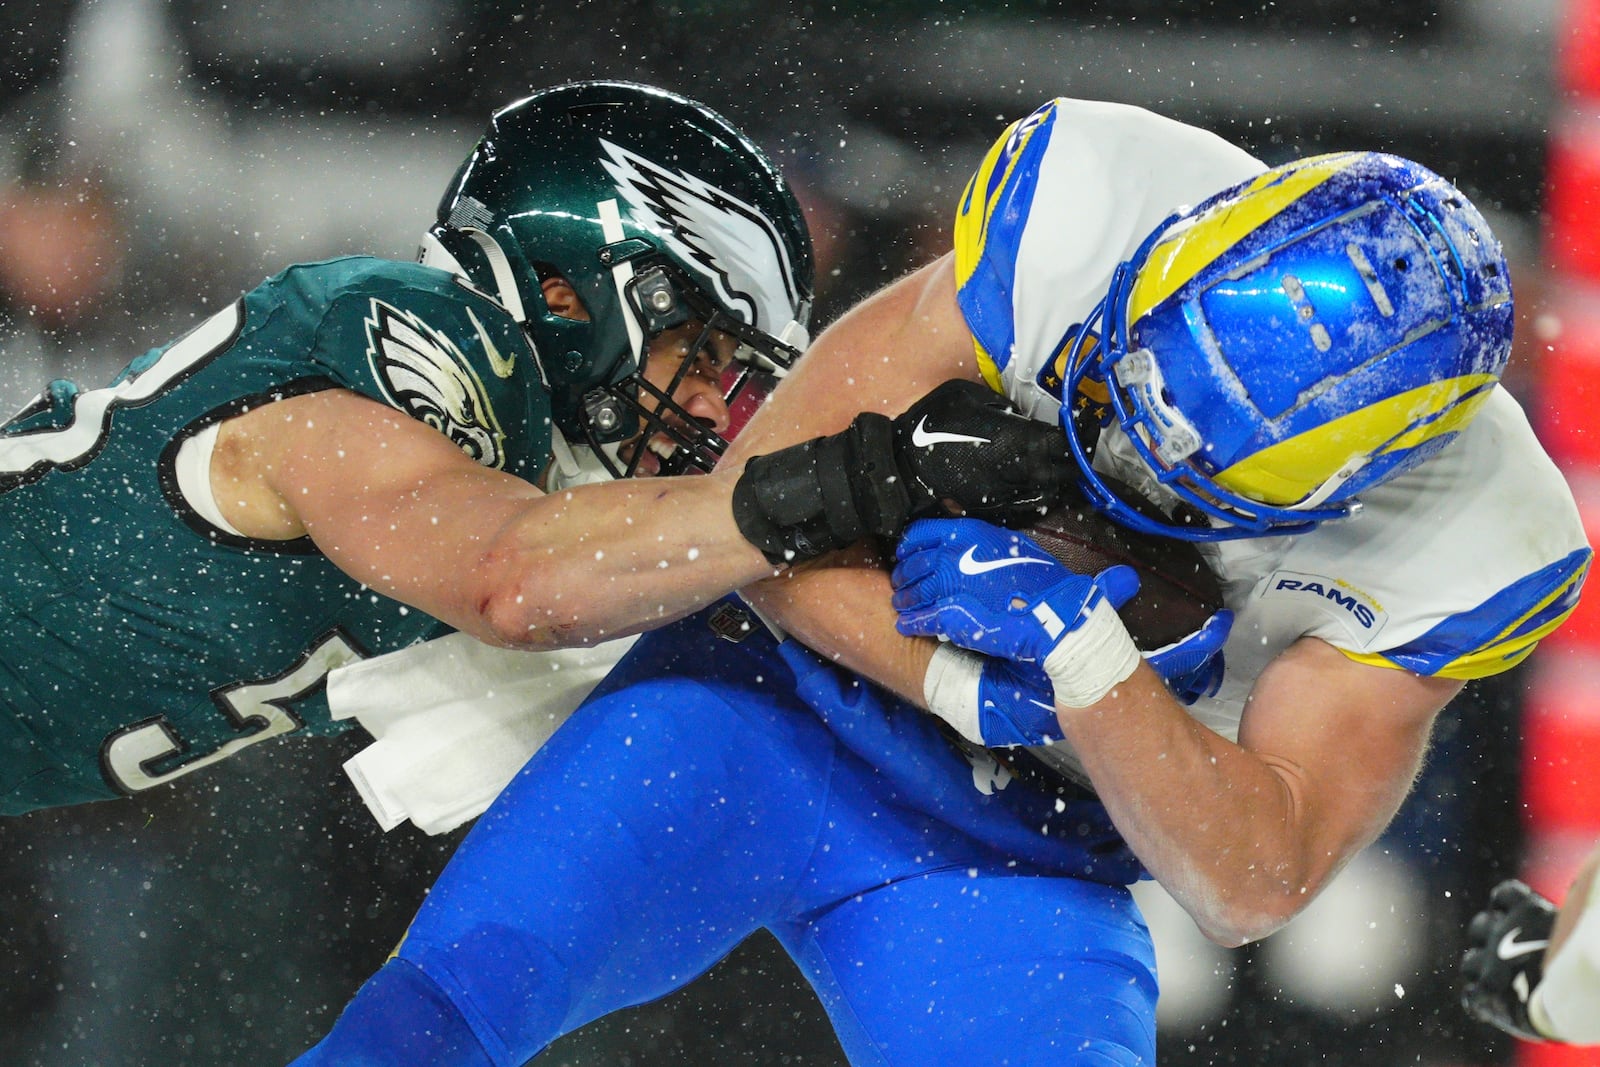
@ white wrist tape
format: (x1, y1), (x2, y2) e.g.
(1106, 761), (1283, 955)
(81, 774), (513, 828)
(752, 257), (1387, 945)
(1530, 873), (1600, 1043)
(922, 643), (987, 746)
(1040, 596), (1141, 708)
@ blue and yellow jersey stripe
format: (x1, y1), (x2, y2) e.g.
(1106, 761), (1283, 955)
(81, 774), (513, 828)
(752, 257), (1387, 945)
(953, 100), (1058, 394)
(1342, 548), (1591, 679)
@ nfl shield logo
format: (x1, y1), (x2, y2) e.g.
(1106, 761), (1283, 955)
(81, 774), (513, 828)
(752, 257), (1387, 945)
(707, 602), (755, 643)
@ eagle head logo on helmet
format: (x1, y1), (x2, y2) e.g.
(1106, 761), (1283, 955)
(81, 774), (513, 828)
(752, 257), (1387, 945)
(418, 80), (815, 480)
(1064, 150), (1514, 542)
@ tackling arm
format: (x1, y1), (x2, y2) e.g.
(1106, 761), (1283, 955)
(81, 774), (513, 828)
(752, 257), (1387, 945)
(725, 254), (986, 702)
(212, 279), (1047, 655)
(213, 387), (779, 649)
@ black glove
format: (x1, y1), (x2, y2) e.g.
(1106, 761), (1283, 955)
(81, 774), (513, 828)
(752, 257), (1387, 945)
(732, 379), (1076, 565)
(1461, 879), (1557, 1042)
(890, 379), (1075, 526)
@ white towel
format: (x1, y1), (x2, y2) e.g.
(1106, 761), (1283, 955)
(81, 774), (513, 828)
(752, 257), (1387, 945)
(328, 632), (637, 835)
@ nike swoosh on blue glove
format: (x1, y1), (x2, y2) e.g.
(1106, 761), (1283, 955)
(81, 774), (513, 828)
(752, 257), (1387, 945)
(891, 517), (1138, 663)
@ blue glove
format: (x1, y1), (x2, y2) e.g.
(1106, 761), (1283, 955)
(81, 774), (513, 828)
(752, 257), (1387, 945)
(920, 646), (1061, 748)
(976, 659), (1059, 746)
(893, 518), (1144, 707)
(924, 612), (1232, 749)
(1144, 610), (1232, 705)
(892, 518), (1137, 658)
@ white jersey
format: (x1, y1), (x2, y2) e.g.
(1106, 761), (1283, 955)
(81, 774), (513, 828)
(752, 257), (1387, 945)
(953, 98), (1591, 761)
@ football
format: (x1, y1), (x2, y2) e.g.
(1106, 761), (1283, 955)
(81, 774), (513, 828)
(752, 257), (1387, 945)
(1022, 478), (1224, 650)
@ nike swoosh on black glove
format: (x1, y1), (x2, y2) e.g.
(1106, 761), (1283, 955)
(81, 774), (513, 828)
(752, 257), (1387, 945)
(1461, 879), (1556, 1042)
(891, 379), (1078, 526)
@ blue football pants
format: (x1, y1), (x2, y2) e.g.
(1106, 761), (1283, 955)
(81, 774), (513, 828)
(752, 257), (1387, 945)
(292, 606), (1157, 1066)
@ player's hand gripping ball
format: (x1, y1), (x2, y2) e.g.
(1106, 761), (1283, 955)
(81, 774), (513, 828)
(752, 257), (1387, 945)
(892, 518), (1140, 667)
(895, 508), (1232, 747)
(1018, 475), (1225, 649)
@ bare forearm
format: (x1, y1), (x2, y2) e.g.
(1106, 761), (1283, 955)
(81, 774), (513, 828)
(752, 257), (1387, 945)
(467, 468), (776, 648)
(1061, 669), (1353, 946)
(1058, 648), (1443, 946)
(742, 545), (934, 706)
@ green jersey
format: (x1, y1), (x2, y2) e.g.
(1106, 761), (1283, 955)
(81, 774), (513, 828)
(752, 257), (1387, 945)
(0, 256), (553, 813)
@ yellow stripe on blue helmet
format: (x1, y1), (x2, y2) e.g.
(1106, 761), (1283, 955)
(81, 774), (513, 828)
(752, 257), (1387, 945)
(1214, 373), (1499, 505)
(1063, 150), (1514, 542)
(1127, 153), (1362, 324)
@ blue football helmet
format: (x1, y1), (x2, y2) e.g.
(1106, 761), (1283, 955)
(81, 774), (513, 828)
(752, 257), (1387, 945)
(1063, 151), (1514, 541)
(420, 80), (814, 477)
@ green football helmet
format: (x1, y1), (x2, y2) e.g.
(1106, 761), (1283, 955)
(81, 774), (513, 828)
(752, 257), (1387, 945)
(420, 80), (814, 477)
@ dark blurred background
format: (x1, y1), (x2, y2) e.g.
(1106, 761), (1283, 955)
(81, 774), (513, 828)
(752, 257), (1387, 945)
(1, 1), (1596, 1065)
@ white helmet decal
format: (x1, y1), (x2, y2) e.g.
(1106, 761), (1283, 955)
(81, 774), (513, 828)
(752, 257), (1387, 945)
(364, 299), (507, 470)
(598, 137), (804, 334)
